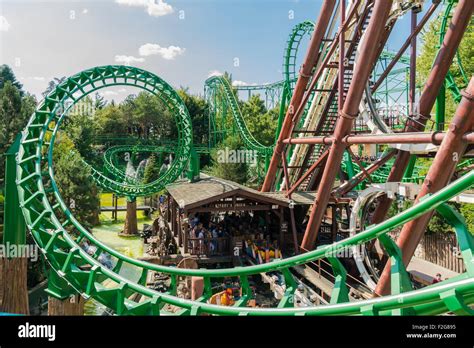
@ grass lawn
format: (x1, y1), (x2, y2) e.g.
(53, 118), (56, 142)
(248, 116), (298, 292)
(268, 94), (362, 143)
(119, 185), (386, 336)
(92, 193), (155, 258)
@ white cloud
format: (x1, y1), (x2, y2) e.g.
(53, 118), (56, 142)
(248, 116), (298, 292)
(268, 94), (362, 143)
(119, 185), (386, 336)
(208, 70), (223, 78)
(147, 1), (174, 17)
(232, 80), (258, 87)
(139, 43), (185, 60)
(82, 9), (89, 14)
(116, 0), (149, 6)
(20, 76), (46, 81)
(115, 55), (145, 65)
(0, 16), (10, 32)
(115, 0), (174, 17)
(99, 91), (119, 96)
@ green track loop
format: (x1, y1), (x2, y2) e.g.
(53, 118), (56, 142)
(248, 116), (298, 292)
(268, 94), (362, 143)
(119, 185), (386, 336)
(100, 144), (175, 185)
(28, 65), (193, 198)
(204, 75), (273, 155)
(204, 21), (315, 156)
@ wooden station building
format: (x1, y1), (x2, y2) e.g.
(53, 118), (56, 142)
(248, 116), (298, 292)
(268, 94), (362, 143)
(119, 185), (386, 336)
(160, 174), (349, 261)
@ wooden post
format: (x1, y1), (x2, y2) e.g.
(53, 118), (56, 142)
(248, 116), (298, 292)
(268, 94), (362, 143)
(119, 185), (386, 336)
(183, 218), (189, 254)
(279, 207), (284, 248)
(331, 205), (338, 242)
(48, 295), (85, 315)
(0, 257), (29, 314)
(0, 136), (29, 315)
(178, 211), (182, 247)
(171, 198), (176, 237)
(167, 194), (171, 223)
(46, 271), (85, 315)
(113, 194), (118, 221)
(289, 206), (299, 254)
(123, 197), (138, 235)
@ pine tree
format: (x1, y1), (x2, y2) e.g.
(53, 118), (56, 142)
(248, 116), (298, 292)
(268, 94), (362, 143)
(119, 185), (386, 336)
(0, 65), (23, 92)
(52, 135), (100, 228)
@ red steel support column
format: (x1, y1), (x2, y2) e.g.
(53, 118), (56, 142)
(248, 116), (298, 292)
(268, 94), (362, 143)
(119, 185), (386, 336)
(371, 0), (474, 225)
(301, 1), (393, 250)
(409, 7), (418, 117)
(339, 0), (346, 112)
(262, 0), (336, 192)
(375, 77), (474, 296)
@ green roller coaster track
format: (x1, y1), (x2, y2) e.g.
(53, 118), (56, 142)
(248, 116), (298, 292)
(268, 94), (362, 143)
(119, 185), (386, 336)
(29, 66), (194, 198)
(204, 21), (315, 161)
(204, 76), (273, 156)
(101, 145), (175, 185)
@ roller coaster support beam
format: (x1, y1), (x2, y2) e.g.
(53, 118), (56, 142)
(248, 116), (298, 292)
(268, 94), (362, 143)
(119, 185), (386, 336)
(261, 0), (336, 192)
(333, 150), (397, 197)
(338, 0), (346, 111)
(0, 135), (29, 314)
(300, 1), (394, 250)
(409, 6), (420, 118)
(282, 132), (474, 145)
(371, 1), (439, 94)
(375, 76), (474, 296)
(370, 0), (474, 226)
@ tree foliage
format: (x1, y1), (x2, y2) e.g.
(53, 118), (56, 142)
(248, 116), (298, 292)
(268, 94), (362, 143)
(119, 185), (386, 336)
(417, 14), (473, 126)
(0, 65), (23, 92)
(0, 78), (37, 179)
(209, 135), (249, 184)
(94, 92), (177, 141)
(52, 134), (100, 228)
(241, 94), (279, 146)
(178, 88), (209, 146)
(143, 153), (163, 184)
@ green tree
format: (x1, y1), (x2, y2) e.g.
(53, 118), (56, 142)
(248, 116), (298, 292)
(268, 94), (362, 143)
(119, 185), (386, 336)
(128, 92), (177, 140)
(417, 14), (473, 126)
(53, 134), (100, 228)
(94, 92), (107, 110)
(416, 13), (474, 235)
(143, 153), (163, 184)
(43, 77), (66, 97)
(64, 112), (98, 163)
(242, 95), (279, 146)
(460, 203), (474, 235)
(209, 135), (248, 184)
(95, 104), (128, 139)
(0, 81), (37, 179)
(178, 88), (209, 146)
(0, 65), (23, 92)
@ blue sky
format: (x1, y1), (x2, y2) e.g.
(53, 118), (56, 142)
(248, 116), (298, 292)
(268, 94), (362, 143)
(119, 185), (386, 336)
(0, 0), (440, 100)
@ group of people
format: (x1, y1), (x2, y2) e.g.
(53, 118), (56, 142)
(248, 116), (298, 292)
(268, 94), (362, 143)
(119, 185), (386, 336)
(186, 211), (275, 256)
(244, 235), (282, 264)
(188, 217), (226, 255)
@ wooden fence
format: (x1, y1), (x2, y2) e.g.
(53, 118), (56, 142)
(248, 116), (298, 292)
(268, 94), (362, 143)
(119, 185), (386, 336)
(390, 231), (465, 274)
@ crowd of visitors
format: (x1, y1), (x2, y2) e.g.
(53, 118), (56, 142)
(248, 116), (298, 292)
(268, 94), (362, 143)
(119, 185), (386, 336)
(185, 211), (273, 256)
